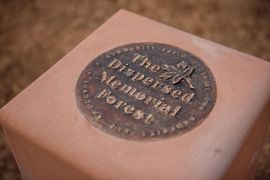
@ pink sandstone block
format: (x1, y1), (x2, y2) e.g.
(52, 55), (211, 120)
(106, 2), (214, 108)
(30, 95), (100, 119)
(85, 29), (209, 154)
(0, 10), (270, 180)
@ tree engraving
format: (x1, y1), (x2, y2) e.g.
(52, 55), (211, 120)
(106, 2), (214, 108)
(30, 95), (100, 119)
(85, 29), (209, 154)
(159, 61), (195, 89)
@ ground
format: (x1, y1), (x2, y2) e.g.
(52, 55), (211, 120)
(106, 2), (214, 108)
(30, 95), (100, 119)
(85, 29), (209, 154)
(0, 0), (269, 179)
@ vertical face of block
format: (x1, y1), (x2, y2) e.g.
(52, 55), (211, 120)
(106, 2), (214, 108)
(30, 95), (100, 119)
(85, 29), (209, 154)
(0, 10), (270, 180)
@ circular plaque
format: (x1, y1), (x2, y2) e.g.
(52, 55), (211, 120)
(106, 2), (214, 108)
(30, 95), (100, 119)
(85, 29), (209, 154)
(76, 42), (216, 141)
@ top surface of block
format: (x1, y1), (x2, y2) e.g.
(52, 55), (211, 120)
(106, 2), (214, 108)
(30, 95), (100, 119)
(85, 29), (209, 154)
(1, 10), (270, 180)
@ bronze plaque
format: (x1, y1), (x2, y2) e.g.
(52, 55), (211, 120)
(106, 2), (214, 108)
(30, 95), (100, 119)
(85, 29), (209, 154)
(76, 42), (216, 140)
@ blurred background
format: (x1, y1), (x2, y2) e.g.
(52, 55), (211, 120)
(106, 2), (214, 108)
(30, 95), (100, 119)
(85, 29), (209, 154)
(0, 0), (269, 179)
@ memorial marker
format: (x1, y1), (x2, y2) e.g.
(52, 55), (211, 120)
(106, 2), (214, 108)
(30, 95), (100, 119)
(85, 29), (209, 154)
(76, 43), (216, 140)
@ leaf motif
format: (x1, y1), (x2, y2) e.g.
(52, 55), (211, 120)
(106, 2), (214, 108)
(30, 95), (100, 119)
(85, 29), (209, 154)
(162, 71), (177, 76)
(160, 62), (194, 88)
(158, 74), (171, 80)
(169, 65), (178, 71)
(172, 74), (183, 84)
(162, 64), (171, 71)
(183, 67), (194, 77)
(158, 71), (176, 80)
(162, 64), (177, 72)
(177, 61), (188, 69)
